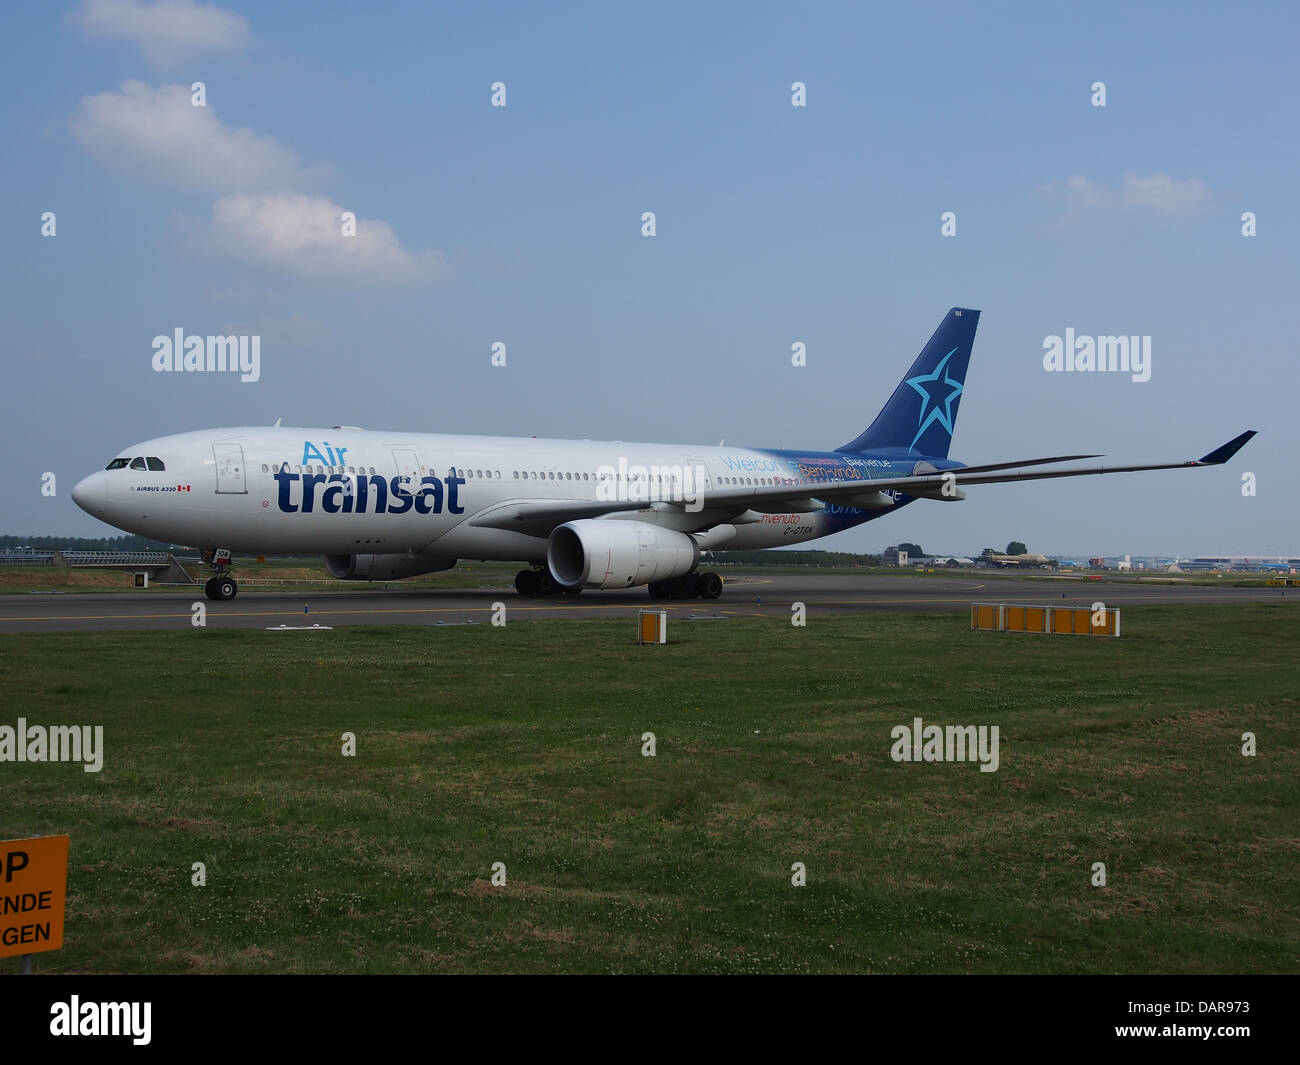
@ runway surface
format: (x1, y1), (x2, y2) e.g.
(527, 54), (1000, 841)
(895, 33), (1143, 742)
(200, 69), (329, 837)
(0, 574), (1293, 633)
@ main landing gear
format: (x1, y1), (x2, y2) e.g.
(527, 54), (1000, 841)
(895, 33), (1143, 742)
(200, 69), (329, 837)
(201, 547), (239, 601)
(512, 567), (723, 600)
(514, 567), (582, 597)
(648, 572), (723, 600)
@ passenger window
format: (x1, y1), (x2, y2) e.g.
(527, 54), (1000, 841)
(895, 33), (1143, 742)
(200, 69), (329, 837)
(261, 464), (268, 473)
(130, 457), (146, 470)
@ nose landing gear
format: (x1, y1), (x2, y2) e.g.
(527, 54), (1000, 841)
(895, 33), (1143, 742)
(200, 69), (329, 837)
(201, 548), (239, 601)
(204, 574), (238, 601)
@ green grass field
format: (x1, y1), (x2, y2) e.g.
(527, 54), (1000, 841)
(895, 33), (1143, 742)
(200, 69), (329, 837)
(2, 604), (1296, 973)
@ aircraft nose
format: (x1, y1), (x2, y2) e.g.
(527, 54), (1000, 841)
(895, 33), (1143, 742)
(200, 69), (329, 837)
(71, 472), (106, 516)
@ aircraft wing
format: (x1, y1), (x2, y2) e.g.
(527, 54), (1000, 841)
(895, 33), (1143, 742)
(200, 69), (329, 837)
(697, 431), (1257, 510)
(465, 432), (1255, 536)
(468, 499), (653, 536)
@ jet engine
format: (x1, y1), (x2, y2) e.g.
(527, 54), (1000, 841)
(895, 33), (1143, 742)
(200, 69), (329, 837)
(547, 519), (698, 589)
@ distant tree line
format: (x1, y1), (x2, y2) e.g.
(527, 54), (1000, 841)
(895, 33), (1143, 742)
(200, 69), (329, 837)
(1, 533), (186, 552)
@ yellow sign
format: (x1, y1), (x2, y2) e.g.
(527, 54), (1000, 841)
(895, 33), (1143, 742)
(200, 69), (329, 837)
(972, 603), (1120, 637)
(0, 835), (68, 957)
(638, 610), (667, 644)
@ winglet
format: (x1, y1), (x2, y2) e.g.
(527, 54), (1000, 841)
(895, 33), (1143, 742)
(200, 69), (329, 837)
(1198, 430), (1257, 465)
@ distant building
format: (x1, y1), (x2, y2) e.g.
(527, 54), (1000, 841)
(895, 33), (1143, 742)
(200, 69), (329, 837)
(883, 546), (908, 567)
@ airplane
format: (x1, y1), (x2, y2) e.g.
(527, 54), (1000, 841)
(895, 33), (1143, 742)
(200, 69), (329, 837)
(70, 308), (1256, 603)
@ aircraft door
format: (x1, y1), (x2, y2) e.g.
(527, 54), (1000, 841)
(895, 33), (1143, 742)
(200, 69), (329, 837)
(392, 448), (421, 490)
(213, 443), (247, 494)
(684, 455), (713, 500)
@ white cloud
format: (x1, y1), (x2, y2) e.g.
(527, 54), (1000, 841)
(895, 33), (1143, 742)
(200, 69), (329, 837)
(1065, 175), (1111, 209)
(69, 76), (446, 287)
(204, 192), (453, 284)
(1121, 173), (1209, 215)
(71, 81), (314, 191)
(68, 0), (250, 65)
(1064, 173), (1209, 216)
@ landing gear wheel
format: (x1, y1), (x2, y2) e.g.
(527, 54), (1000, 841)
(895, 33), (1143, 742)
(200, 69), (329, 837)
(648, 580), (671, 600)
(697, 572), (723, 600)
(205, 575), (237, 601)
(669, 574), (698, 599)
(515, 569), (539, 596)
(535, 570), (556, 595)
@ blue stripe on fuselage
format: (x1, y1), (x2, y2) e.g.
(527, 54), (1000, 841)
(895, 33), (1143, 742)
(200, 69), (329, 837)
(722, 447), (964, 532)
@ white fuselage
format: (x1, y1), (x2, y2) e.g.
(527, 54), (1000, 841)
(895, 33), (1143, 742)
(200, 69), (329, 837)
(71, 426), (891, 560)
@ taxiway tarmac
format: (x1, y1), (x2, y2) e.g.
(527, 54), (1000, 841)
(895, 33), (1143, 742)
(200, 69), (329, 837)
(0, 574), (1292, 633)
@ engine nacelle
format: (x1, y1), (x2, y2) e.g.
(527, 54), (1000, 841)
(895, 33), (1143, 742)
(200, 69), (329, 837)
(324, 553), (457, 581)
(547, 519), (698, 589)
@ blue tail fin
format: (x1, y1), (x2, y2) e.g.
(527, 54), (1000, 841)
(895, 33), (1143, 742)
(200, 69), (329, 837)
(836, 308), (980, 458)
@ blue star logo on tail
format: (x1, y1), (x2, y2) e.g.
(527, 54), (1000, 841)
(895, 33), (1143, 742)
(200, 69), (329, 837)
(906, 347), (963, 451)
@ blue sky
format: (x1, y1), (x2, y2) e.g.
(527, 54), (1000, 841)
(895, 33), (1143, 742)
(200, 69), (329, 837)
(3, 0), (1296, 556)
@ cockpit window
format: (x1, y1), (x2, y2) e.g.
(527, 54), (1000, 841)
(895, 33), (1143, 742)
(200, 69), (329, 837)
(105, 458), (130, 470)
(129, 457), (146, 470)
(146, 457), (165, 471)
